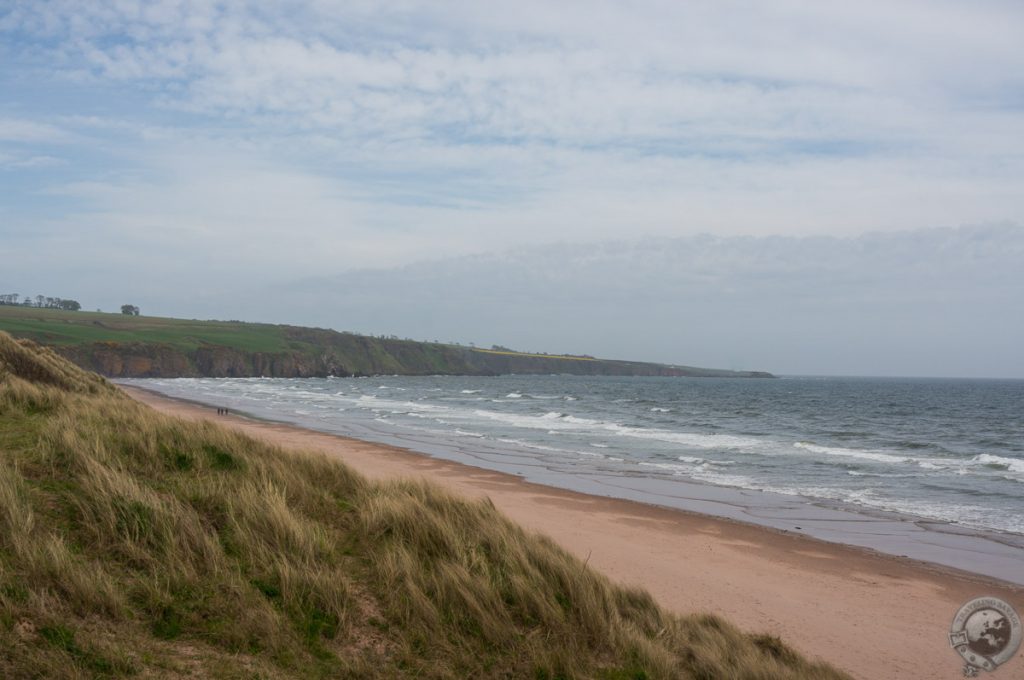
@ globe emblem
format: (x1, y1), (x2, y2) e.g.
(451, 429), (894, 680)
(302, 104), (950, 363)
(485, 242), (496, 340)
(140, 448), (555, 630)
(950, 596), (1021, 676)
(964, 608), (1011, 657)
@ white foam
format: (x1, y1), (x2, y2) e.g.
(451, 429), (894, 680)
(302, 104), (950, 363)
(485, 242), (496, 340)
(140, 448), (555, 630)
(472, 409), (588, 431)
(354, 395), (447, 413)
(420, 406), (764, 453)
(847, 470), (916, 478)
(640, 461), (697, 474)
(496, 438), (584, 455)
(793, 441), (908, 465)
(650, 407), (672, 413)
(916, 460), (945, 470)
(689, 470), (758, 488)
(460, 389), (481, 394)
(972, 454), (1024, 474)
(506, 393), (523, 398)
(609, 425), (761, 450)
(563, 414), (604, 426)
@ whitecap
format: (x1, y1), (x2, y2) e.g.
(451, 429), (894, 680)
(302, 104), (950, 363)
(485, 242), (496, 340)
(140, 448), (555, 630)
(640, 461), (696, 474)
(470, 409), (760, 450)
(793, 441), (908, 465)
(610, 426), (760, 450)
(971, 453), (1024, 474)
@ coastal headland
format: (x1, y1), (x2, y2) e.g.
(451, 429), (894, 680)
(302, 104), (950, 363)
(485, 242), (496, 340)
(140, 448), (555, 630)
(125, 385), (1024, 680)
(0, 306), (773, 379)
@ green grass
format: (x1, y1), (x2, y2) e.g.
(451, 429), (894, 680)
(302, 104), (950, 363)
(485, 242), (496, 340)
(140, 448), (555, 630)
(0, 306), (292, 353)
(0, 306), (774, 380)
(471, 348), (597, 361)
(0, 333), (829, 677)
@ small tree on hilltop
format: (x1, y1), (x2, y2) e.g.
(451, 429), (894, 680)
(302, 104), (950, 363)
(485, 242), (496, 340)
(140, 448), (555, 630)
(121, 304), (140, 316)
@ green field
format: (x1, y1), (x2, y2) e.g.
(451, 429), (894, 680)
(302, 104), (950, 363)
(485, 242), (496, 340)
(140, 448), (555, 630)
(0, 306), (295, 353)
(0, 306), (773, 379)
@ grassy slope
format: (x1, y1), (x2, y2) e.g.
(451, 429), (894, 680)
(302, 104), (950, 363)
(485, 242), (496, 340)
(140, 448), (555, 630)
(0, 307), (293, 353)
(0, 306), (772, 378)
(0, 332), (839, 679)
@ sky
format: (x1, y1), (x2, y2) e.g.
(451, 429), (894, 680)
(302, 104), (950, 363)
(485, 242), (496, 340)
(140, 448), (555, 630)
(1, 1), (1023, 377)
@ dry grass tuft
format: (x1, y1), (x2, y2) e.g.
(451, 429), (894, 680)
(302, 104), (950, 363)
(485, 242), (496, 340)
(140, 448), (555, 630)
(0, 333), (110, 395)
(0, 331), (849, 678)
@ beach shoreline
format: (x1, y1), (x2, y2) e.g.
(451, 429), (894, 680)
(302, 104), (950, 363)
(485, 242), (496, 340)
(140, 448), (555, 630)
(121, 384), (1024, 680)
(118, 377), (1024, 588)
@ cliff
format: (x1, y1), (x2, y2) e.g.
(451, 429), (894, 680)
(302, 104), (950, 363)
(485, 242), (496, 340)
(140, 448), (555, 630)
(0, 306), (774, 379)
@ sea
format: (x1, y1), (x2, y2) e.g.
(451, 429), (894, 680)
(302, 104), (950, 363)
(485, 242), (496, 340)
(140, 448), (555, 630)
(123, 374), (1024, 582)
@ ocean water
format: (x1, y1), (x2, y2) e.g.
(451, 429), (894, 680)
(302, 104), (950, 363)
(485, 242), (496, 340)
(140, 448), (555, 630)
(125, 375), (1024, 538)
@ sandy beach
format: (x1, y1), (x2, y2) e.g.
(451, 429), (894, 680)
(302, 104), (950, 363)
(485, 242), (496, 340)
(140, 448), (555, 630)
(122, 385), (1024, 680)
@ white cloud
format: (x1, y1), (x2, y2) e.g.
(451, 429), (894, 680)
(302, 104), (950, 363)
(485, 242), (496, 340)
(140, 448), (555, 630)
(9, 1), (1023, 158)
(1, 1), (1023, 377)
(0, 117), (69, 142)
(0, 152), (64, 168)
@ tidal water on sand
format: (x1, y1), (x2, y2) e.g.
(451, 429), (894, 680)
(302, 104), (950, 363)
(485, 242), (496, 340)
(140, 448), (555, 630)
(124, 375), (1024, 583)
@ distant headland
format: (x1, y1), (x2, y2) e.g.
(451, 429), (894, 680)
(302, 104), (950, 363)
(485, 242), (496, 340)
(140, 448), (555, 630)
(0, 305), (774, 379)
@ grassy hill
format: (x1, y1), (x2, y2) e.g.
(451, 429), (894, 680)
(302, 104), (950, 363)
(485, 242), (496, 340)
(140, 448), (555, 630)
(0, 332), (841, 678)
(0, 306), (773, 379)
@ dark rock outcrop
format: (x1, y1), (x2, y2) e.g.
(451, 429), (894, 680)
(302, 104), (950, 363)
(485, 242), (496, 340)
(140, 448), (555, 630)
(54, 338), (773, 379)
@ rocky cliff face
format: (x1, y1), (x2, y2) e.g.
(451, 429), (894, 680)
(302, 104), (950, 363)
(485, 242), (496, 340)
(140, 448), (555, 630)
(54, 341), (773, 379)
(57, 343), (350, 378)
(58, 343), (196, 378)
(0, 307), (774, 379)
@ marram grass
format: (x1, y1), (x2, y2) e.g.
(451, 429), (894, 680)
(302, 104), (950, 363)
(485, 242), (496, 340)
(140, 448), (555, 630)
(0, 333), (849, 679)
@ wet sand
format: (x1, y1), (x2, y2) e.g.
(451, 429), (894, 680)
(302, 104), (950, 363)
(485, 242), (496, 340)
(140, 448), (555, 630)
(122, 385), (1024, 680)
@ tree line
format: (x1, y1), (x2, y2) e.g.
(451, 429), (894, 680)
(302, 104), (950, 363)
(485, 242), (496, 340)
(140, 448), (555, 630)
(0, 293), (81, 311)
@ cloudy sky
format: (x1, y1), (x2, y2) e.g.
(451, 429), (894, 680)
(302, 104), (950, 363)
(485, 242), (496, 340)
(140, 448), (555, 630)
(2, 1), (1023, 376)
